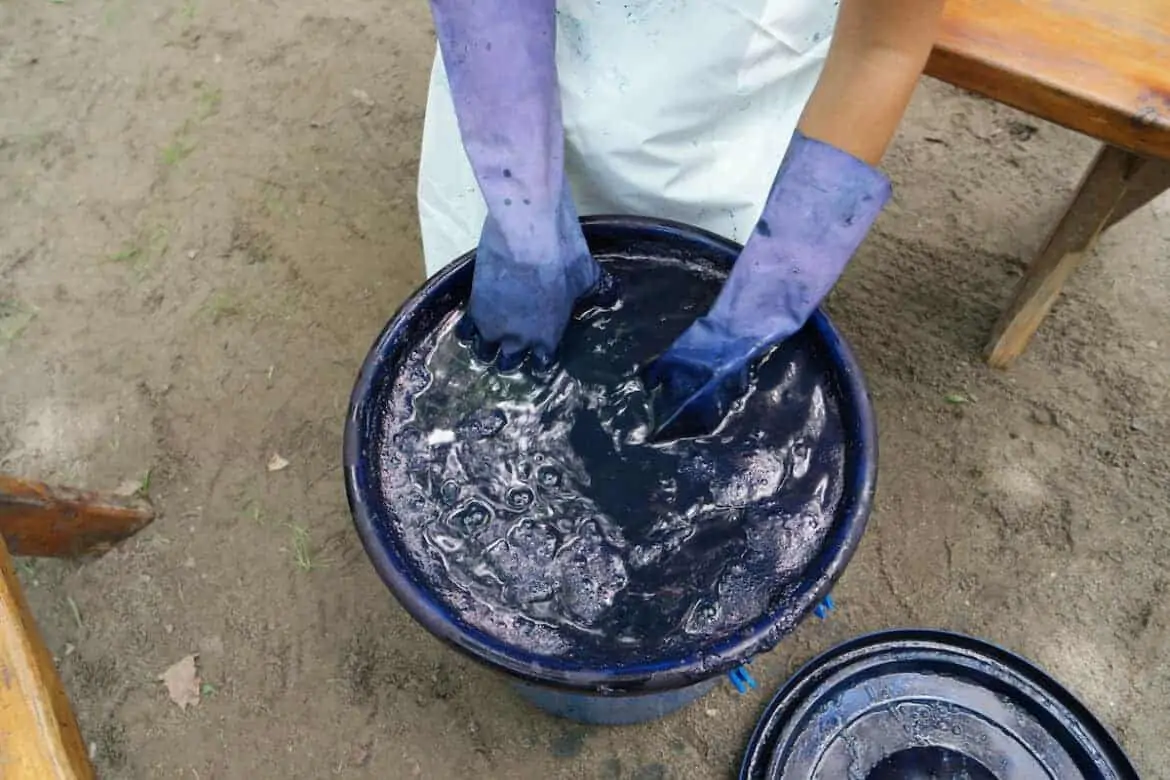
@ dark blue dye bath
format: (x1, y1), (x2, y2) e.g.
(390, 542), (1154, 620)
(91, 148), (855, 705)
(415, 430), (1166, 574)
(380, 256), (844, 662)
(346, 217), (875, 694)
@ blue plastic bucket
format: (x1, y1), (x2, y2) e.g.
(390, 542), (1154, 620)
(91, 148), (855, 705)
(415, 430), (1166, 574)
(344, 216), (877, 724)
(740, 629), (1139, 779)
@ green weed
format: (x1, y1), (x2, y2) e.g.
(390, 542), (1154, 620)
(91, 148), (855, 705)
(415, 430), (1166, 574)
(197, 86), (222, 119)
(290, 524), (316, 572)
(161, 137), (195, 166)
(109, 245), (143, 265)
(0, 298), (35, 344)
(107, 226), (170, 278)
(137, 467), (153, 499)
(201, 291), (243, 324)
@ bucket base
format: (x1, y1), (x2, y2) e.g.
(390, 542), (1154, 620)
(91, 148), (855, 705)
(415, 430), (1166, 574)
(511, 678), (718, 725)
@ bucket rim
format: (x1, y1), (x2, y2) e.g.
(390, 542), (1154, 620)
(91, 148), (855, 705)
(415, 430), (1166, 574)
(343, 215), (878, 693)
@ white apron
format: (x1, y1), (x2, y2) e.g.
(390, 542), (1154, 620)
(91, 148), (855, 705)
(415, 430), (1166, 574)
(417, 0), (838, 278)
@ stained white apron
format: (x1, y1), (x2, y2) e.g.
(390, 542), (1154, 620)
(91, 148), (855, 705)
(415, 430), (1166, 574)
(417, 0), (838, 277)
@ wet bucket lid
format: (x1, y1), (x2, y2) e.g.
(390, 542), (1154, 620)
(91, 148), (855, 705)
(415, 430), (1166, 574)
(740, 629), (1139, 779)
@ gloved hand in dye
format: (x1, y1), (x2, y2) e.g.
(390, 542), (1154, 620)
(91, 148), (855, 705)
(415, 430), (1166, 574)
(428, 0), (614, 372)
(643, 132), (890, 440)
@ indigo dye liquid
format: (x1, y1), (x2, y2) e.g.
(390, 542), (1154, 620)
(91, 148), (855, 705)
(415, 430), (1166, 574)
(378, 255), (846, 662)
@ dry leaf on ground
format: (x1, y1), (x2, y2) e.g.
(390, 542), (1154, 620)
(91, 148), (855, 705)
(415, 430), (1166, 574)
(159, 654), (201, 710)
(267, 453), (290, 472)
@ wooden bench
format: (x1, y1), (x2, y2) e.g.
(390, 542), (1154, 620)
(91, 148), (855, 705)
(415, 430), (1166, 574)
(0, 476), (154, 779)
(925, 0), (1170, 368)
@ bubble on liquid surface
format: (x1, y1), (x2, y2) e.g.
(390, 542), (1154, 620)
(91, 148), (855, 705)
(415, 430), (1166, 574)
(683, 598), (723, 636)
(378, 256), (848, 661)
(536, 465), (562, 489)
(439, 480), (461, 506)
(504, 486), (535, 510)
(448, 500), (492, 536)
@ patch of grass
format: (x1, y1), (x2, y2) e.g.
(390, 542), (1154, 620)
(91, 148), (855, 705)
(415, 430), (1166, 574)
(181, 0), (197, 20)
(106, 226), (170, 278)
(148, 225), (170, 257)
(254, 180), (291, 221)
(0, 297), (36, 345)
(158, 87), (221, 172)
(200, 681), (216, 697)
(290, 524), (316, 572)
(4, 131), (49, 155)
(66, 596), (83, 630)
(944, 392), (973, 405)
(15, 559), (37, 579)
(262, 194), (289, 220)
(136, 467), (153, 499)
(160, 136), (195, 166)
(201, 291), (243, 324)
(109, 244), (144, 265)
(244, 501), (264, 525)
(103, 0), (129, 27)
(197, 85), (222, 119)
(245, 240), (272, 264)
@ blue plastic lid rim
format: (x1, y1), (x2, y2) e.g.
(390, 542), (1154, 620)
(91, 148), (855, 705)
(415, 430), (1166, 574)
(343, 215), (879, 695)
(738, 629), (1139, 779)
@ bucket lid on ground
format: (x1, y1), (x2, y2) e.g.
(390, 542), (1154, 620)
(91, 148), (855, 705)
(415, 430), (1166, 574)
(740, 629), (1138, 779)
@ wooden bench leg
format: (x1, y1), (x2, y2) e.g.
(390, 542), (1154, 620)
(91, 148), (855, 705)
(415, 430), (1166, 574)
(984, 146), (1170, 369)
(0, 475), (154, 558)
(1104, 154), (1170, 231)
(1, 535), (96, 779)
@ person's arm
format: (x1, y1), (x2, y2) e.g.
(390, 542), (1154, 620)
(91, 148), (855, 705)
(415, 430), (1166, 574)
(799, 0), (946, 165)
(644, 0), (947, 439)
(428, 0), (605, 370)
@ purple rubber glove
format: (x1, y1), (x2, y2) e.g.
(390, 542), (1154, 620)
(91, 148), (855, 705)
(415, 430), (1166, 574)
(644, 131), (891, 439)
(430, 0), (610, 371)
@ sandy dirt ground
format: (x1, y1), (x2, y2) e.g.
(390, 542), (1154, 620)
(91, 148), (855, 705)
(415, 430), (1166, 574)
(2, 1), (1169, 778)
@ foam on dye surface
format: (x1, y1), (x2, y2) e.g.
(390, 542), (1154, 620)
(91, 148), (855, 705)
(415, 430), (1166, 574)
(377, 255), (846, 662)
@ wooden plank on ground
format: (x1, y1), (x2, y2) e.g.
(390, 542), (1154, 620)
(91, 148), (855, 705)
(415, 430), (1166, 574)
(0, 535), (95, 779)
(0, 475), (154, 558)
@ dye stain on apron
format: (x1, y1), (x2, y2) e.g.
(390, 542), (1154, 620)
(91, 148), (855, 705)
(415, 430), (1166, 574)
(417, 0), (840, 277)
(377, 252), (847, 661)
